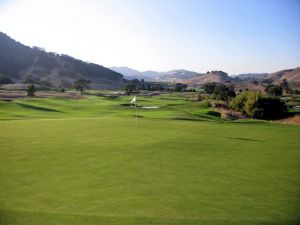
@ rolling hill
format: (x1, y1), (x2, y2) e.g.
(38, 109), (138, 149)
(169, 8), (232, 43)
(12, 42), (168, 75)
(0, 32), (125, 89)
(266, 67), (300, 88)
(186, 71), (231, 86)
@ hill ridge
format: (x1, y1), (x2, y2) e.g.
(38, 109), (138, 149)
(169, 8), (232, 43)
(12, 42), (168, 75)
(0, 32), (125, 89)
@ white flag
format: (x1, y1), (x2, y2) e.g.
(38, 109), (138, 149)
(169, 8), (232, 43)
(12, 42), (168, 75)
(130, 96), (136, 104)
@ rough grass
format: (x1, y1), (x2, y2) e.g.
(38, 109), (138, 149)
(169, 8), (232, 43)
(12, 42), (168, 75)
(274, 115), (300, 125)
(0, 94), (300, 225)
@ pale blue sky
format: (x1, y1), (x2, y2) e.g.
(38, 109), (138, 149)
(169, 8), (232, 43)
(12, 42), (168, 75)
(0, 0), (299, 74)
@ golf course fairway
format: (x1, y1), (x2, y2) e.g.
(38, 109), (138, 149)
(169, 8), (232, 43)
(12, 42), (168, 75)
(1, 115), (300, 225)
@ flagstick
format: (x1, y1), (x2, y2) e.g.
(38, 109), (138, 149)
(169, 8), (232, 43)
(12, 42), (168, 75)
(135, 101), (137, 125)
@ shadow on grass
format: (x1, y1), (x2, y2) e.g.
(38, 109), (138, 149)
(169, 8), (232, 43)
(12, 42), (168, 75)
(102, 95), (120, 100)
(234, 120), (268, 124)
(132, 115), (144, 118)
(171, 117), (215, 122)
(224, 137), (264, 142)
(206, 110), (221, 117)
(16, 103), (63, 112)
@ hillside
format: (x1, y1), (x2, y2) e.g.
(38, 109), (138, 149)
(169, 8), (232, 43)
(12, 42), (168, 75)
(111, 67), (200, 82)
(159, 69), (200, 82)
(267, 67), (300, 88)
(185, 69), (300, 90)
(186, 71), (231, 86)
(231, 73), (268, 80)
(110, 67), (159, 81)
(110, 66), (141, 77)
(0, 32), (125, 89)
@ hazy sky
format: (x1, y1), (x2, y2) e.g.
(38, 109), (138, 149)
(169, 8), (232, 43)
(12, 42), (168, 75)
(0, 0), (299, 74)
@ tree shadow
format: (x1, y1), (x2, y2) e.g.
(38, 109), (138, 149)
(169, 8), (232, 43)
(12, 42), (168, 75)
(224, 137), (264, 142)
(16, 102), (63, 112)
(101, 95), (120, 100)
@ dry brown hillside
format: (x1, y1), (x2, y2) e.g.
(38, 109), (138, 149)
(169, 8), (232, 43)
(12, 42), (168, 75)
(233, 82), (265, 92)
(0, 32), (125, 90)
(185, 72), (231, 86)
(267, 67), (300, 89)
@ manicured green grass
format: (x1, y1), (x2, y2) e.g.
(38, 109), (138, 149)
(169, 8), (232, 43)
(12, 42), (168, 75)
(0, 94), (299, 225)
(0, 94), (217, 121)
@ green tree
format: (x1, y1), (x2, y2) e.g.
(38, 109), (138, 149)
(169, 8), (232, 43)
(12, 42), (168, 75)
(59, 85), (65, 92)
(213, 84), (236, 102)
(124, 84), (136, 95)
(280, 79), (289, 94)
(265, 84), (283, 96)
(244, 92), (260, 117)
(229, 92), (249, 113)
(202, 83), (217, 94)
(73, 78), (90, 94)
(27, 84), (36, 97)
(175, 83), (187, 92)
(254, 96), (286, 119)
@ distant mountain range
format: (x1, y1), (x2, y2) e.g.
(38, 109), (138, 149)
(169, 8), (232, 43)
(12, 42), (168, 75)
(110, 67), (157, 81)
(110, 66), (201, 82)
(231, 73), (268, 80)
(111, 66), (270, 83)
(0, 32), (125, 89)
(112, 66), (300, 89)
(160, 69), (201, 81)
(1, 32), (299, 90)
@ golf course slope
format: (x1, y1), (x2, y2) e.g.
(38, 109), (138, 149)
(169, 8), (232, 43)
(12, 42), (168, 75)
(0, 95), (300, 225)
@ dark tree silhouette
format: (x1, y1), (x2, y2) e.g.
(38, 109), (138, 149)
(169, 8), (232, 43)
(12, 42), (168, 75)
(27, 84), (36, 97)
(73, 78), (90, 94)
